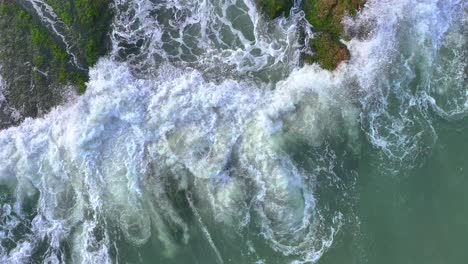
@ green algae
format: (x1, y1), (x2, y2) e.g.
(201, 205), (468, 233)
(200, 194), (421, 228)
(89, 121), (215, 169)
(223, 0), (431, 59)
(303, 0), (365, 69)
(0, 3), (83, 85)
(257, 0), (365, 70)
(308, 33), (350, 70)
(257, 0), (294, 19)
(304, 0), (365, 36)
(0, 0), (113, 124)
(0, 0), (113, 100)
(45, 0), (113, 67)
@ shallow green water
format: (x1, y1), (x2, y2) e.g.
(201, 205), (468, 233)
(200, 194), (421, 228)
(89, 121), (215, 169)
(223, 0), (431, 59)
(318, 121), (468, 264)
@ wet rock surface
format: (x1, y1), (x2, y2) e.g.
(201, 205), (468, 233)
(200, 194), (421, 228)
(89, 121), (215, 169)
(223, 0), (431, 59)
(258, 0), (365, 70)
(0, 0), (112, 129)
(0, 0), (364, 129)
(257, 0), (294, 19)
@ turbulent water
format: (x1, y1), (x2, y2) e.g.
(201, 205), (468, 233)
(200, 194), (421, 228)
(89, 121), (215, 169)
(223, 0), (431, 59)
(0, 0), (466, 263)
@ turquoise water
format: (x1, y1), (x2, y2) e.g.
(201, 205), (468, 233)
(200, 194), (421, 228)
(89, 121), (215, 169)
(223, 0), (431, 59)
(0, 0), (466, 263)
(318, 122), (468, 264)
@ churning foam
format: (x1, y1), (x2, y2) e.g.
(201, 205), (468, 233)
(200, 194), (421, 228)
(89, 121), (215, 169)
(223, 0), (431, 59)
(110, 0), (304, 83)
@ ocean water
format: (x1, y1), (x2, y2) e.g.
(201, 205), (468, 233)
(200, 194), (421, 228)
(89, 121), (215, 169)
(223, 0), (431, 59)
(0, 0), (466, 263)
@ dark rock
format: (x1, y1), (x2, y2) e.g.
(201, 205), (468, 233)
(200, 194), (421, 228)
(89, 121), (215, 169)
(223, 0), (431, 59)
(0, 0), (113, 129)
(257, 0), (294, 19)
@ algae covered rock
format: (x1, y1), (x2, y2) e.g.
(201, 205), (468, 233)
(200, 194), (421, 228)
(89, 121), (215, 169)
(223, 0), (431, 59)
(303, 0), (365, 69)
(257, 0), (294, 19)
(0, 0), (113, 128)
(257, 0), (365, 70)
(44, 0), (113, 67)
(304, 0), (365, 36)
(0, 2), (73, 125)
(308, 33), (350, 70)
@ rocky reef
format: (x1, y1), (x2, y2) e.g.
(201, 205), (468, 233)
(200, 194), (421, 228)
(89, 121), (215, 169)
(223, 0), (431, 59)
(0, 0), (364, 129)
(43, 0), (113, 68)
(0, 0), (112, 128)
(257, 0), (294, 19)
(259, 0), (365, 70)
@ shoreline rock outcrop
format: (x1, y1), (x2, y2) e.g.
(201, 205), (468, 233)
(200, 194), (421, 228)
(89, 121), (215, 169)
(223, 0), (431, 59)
(259, 0), (366, 70)
(0, 0), (113, 128)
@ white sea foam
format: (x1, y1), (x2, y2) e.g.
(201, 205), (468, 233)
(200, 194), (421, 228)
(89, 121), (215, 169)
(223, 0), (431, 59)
(342, 0), (466, 165)
(0, 55), (350, 263)
(110, 0), (304, 83)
